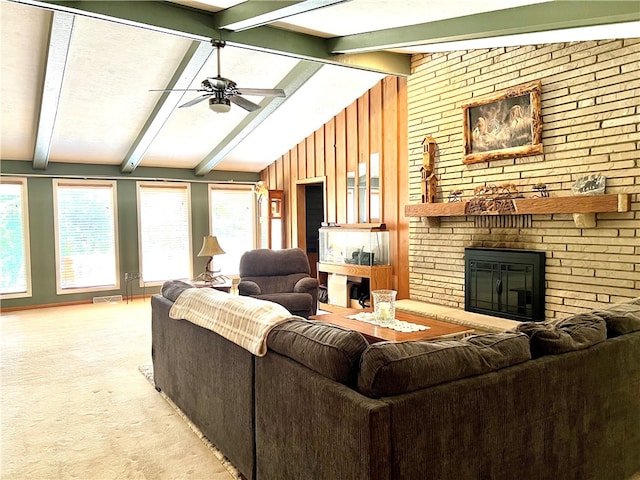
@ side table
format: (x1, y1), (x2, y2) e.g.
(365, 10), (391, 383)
(124, 272), (145, 303)
(192, 280), (233, 293)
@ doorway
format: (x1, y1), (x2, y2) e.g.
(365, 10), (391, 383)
(295, 180), (325, 279)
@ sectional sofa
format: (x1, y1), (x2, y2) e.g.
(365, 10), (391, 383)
(151, 281), (640, 480)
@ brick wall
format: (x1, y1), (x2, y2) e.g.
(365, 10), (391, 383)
(407, 39), (640, 319)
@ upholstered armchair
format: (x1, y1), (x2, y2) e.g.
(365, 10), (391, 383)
(238, 248), (319, 319)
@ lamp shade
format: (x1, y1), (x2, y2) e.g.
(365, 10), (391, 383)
(198, 235), (225, 257)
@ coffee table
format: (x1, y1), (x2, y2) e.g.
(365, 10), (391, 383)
(310, 308), (473, 343)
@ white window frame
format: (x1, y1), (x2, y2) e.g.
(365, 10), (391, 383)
(53, 179), (120, 295)
(0, 177), (32, 299)
(137, 182), (193, 285)
(208, 184), (258, 277)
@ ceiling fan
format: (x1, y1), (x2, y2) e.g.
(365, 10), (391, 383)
(152, 40), (286, 113)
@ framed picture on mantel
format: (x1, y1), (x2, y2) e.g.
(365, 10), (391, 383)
(462, 81), (543, 165)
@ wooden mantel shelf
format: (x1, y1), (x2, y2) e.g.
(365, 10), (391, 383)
(404, 193), (630, 228)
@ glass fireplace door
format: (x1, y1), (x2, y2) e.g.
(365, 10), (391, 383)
(465, 248), (545, 322)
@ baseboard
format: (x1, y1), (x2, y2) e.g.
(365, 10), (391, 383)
(1, 294), (148, 313)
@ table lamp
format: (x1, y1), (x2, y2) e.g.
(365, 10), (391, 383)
(197, 235), (226, 284)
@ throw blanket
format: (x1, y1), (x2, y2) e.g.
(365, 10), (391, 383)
(169, 288), (298, 356)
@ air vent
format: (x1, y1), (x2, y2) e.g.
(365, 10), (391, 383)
(92, 295), (123, 304)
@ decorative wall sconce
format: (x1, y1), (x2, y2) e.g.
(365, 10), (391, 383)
(254, 180), (268, 198)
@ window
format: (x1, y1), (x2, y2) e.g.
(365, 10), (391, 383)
(53, 180), (118, 293)
(209, 185), (257, 275)
(138, 182), (192, 283)
(0, 177), (31, 298)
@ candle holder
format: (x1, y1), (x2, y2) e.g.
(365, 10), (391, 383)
(371, 289), (397, 324)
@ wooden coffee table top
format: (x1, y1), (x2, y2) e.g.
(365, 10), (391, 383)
(310, 308), (473, 343)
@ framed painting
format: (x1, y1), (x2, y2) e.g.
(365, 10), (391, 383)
(462, 81), (543, 165)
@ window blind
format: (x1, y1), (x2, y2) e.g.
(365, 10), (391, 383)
(138, 183), (191, 283)
(0, 179), (31, 296)
(209, 187), (255, 275)
(54, 180), (118, 291)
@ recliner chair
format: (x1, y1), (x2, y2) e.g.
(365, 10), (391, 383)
(237, 248), (319, 319)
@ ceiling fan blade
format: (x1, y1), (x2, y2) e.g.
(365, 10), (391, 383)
(229, 95), (260, 112)
(236, 87), (285, 97)
(179, 94), (212, 108)
(149, 88), (203, 92)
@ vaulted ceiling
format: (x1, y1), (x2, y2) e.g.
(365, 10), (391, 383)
(1, 0), (638, 174)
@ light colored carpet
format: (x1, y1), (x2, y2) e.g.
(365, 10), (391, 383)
(137, 365), (241, 480)
(1, 299), (236, 480)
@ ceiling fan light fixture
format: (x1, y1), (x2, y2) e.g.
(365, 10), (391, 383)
(209, 96), (231, 113)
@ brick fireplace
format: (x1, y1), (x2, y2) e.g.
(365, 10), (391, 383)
(406, 39), (639, 320)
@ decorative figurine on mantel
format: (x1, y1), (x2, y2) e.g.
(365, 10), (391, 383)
(532, 182), (549, 197)
(448, 189), (463, 202)
(420, 136), (438, 203)
(572, 174), (605, 195)
(466, 183), (520, 215)
(571, 174), (606, 228)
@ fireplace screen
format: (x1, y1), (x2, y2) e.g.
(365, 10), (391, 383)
(465, 248), (545, 321)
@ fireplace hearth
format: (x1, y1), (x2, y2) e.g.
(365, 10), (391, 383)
(465, 248), (545, 322)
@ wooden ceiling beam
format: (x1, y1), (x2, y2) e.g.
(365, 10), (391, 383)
(33, 11), (74, 170)
(217, 0), (349, 32)
(328, 1), (640, 53)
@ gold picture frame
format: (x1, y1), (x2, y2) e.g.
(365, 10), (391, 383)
(462, 81), (543, 165)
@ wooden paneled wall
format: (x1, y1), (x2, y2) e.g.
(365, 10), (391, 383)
(260, 76), (409, 298)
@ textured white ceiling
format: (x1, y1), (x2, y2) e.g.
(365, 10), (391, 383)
(221, 64), (385, 171)
(1, 0), (637, 174)
(49, 17), (194, 164)
(144, 46), (301, 170)
(0, 2), (49, 161)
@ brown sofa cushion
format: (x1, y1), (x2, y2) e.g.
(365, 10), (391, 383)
(357, 332), (531, 398)
(161, 279), (194, 302)
(266, 319), (368, 387)
(591, 298), (640, 337)
(516, 312), (606, 357)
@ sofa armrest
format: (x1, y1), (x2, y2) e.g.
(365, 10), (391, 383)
(255, 352), (391, 480)
(238, 280), (261, 296)
(294, 277), (319, 314)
